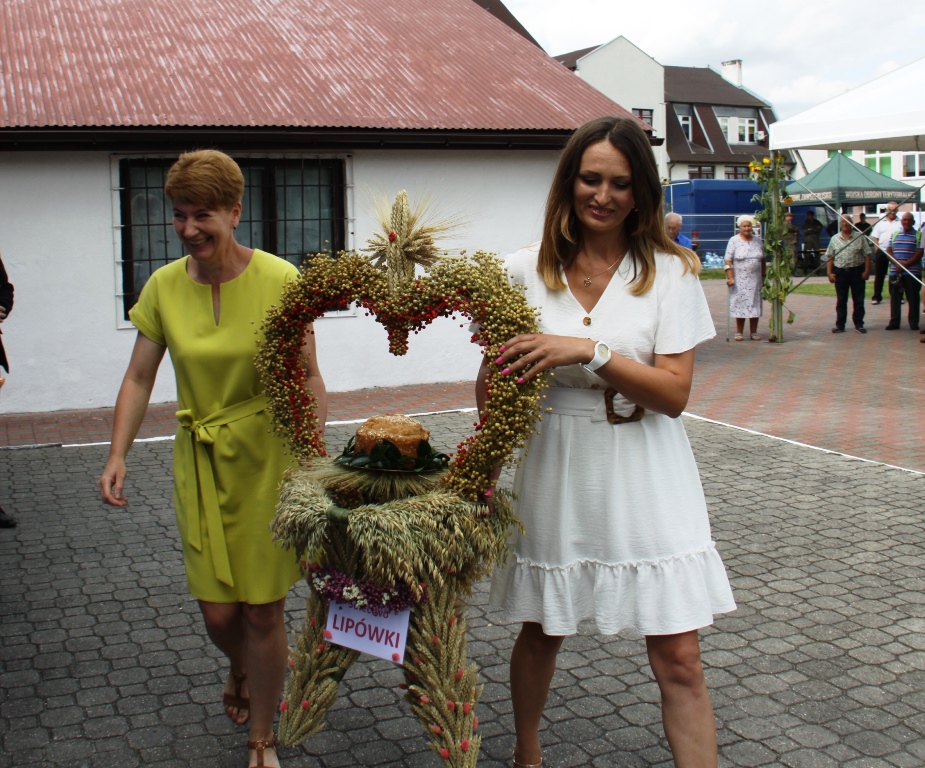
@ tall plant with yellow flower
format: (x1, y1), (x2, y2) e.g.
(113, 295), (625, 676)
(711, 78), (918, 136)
(750, 154), (795, 342)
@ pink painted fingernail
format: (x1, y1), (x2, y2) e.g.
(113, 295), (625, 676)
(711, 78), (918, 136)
(517, 377), (525, 384)
(495, 357), (503, 364)
(502, 368), (510, 375)
(499, 345), (506, 352)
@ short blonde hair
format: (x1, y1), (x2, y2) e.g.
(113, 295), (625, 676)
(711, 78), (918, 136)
(164, 150), (244, 210)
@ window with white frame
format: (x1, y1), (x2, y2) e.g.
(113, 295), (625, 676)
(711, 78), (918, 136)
(864, 151), (891, 177)
(674, 104), (693, 141)
(737, 118), (757, 143)
(714, 108), (760, 144)
(117, 156), (347, 318)
(903, 153), (925, 177)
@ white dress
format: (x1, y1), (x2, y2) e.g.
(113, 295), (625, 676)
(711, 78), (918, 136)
(725, 235), (765, 319)
(489, 245), (736, 636)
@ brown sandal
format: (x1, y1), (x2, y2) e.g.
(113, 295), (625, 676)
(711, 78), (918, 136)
(223, 671), (249, 724)
(248, 736), (277, 767)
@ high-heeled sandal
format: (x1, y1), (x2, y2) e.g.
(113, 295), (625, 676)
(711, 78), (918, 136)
(223, 671), (249, 724)
(248, 735), (278, 767)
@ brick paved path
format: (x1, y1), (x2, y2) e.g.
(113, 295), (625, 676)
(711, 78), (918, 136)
(2, 412), (925, 767)
(693, 281), (924, 473)
(3, 282), (925, 766)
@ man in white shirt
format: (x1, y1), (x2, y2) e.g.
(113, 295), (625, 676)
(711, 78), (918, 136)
(870, 202), (903, 304)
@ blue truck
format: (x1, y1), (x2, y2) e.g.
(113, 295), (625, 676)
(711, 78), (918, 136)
(664, 179), (830, 265)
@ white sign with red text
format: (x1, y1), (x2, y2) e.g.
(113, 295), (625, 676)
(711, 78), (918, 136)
(325, 602), (410, 663)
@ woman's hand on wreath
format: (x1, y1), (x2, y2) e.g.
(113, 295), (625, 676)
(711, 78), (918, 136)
(478, 464), (503, 513)
(495, 333), (596, 383)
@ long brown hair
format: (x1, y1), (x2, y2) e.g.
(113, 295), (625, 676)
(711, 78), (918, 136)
(538, 116), (699, 295)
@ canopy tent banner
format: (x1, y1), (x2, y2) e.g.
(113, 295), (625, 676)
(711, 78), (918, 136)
(770, 56), (925, 152)
(785, 152), (921, 208)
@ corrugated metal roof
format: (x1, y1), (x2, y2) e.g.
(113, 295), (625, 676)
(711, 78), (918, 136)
(0, 0), (636, 132)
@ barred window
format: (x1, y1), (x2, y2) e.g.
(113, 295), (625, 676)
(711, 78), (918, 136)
(118, 156), (346, 318)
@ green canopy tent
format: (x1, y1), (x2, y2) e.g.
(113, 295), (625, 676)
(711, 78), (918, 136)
(786, 152), (921, 210)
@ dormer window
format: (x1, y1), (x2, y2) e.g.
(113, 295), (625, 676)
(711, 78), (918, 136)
(714, 108), (759, 144)
(674, 104), (693, 142)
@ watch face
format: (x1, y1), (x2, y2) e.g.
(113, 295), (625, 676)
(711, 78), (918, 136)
(596, 342), (609, 356)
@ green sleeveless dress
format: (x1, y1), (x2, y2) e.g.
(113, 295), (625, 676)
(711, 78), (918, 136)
(130, 250), (302, 603)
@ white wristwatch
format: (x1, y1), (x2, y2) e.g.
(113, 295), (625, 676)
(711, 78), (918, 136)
(581, 340), (612, 373)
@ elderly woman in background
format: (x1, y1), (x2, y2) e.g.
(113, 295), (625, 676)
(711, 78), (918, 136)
(99, 150), (324, 768)
(724, 216), (765, 340)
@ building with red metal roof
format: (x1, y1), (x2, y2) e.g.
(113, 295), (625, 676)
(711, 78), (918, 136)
(0, 0), (643, 412)
(1, 0), (636, 150)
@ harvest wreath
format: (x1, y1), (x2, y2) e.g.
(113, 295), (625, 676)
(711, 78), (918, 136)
(259, 192), (548, 767)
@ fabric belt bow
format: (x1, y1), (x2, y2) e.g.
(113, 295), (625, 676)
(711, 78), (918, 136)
(176, 394), (269, 588)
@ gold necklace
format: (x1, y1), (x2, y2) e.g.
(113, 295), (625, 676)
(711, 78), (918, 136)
(582, 255), (622, 287)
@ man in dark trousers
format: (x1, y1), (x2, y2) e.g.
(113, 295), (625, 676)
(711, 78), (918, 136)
(885, 213), (923, 332)
(871, 203), (902, 304)
(0, 252), (15, 528)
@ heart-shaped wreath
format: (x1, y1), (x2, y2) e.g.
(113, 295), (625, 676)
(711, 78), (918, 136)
(256, 192), (547, 502)
(258, 192), (548, 765)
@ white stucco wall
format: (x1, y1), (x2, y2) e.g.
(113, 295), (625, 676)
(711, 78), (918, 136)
(575, 37), (667, 180)
(0, 149), (557, 413)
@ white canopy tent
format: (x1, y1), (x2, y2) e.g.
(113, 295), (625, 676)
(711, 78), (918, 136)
(770, 56), (925, 152)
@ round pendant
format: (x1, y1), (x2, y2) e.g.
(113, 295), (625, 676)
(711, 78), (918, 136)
(583, 316), (591, 326)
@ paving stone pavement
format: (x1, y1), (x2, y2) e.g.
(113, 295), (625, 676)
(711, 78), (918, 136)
(2, 410), (924, 767)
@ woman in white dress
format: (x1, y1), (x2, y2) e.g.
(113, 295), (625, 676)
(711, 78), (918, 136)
(481, 116), (735, 768)
(724, 216), (765, 340)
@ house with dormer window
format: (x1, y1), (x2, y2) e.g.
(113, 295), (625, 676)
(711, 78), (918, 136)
(556, 36), (782, 182)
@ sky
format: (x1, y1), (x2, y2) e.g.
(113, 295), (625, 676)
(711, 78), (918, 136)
(504, 0), (925, 120)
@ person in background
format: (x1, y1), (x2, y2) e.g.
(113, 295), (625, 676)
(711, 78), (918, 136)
(802, 209), (824, 266)
(825, 215), (871, 334)
(665, 212), (693, 249)
(98, 150), (325, 768)
(0, 251), (15, 529)
(724, 216), (765, 341)
(856, 212), (872, 237)
(885, 212), (923, 332)
(870, 202), (902, 305)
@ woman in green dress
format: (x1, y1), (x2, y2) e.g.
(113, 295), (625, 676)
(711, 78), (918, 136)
(99, 150), (324, 768)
